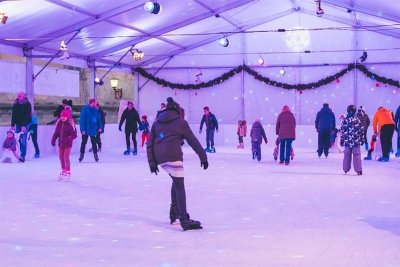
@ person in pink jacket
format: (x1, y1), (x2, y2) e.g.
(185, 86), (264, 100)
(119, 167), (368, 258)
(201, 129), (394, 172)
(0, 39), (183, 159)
(276, 105), (296, 165)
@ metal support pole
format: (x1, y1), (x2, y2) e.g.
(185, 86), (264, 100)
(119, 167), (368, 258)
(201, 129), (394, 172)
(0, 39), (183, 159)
(241, 33), (246, 120)
(87, 59), (96, 100)
(25, 49), (35, 111)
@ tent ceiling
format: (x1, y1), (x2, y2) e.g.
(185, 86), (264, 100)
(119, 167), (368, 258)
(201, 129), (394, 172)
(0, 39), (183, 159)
(0, 0), (399, 67)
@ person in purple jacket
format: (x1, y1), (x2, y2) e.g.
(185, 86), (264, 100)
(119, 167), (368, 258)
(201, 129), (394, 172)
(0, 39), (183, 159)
(276, 105), (296, 165)
(147, 97), (208, 231)
(51, 109), (77, 181)
(250, 119), (268, 161)
(2, 130), (23, 162)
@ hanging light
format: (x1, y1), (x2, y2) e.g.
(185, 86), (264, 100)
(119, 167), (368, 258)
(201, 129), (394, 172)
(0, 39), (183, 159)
(131, 48), (144, 61)
(315, 1), (324, 17)
(258, 54), (265, 65)
(144, 1), (162, 14)
(95, 77), (104, 85)
(60, 40), (68, 51)
(219, 37), (229, 47)
(0, 13), (8, 26)
(110, 77), (119, 89)
(279, 69), (286, 75)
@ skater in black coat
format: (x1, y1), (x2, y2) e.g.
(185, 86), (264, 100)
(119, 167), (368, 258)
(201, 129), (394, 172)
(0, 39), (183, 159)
(119, 101), (141, 155)
(147, 97), (208, 231)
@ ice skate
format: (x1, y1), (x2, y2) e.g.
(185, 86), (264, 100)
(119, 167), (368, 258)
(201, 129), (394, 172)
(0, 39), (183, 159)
(57, 170), (66, 181)
(124, 149), (130, 155)
(378, 157), (389, 162)
(132, 148), (137, 155)
(78, 153), (84, 162)
(237, 143), (241, 148)
(89, 148), (93, 152)
(204, 147), (211, 153)
(364, 155), (372, 160)
(273, 156), (277, 161)
(396, 149), (400, 157)
(34, 153), (40, 158)
(169, 203), (179, 224)
(252, 151), (257, 160)
(241, 143), (244, 149)
(357, 171), (362, 175)
(179, 213), (202, 231)
(94, 153), (99, 162)
(209, 147), (216, 153)
(63, 171), (71, 182)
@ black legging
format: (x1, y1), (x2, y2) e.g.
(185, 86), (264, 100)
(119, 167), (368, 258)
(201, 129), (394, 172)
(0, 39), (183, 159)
(170, 176), (186, 216)
(380, 124), (395, 158)
(29, 124), (40, 154)
(80, 135), (97, 154)
(125, 132), (137, 149)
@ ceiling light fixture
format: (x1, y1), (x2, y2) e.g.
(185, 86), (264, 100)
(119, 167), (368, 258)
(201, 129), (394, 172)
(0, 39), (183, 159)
(60, 40), (68, 51)
(130, 48), (144, 61)
(279, 69), (286, 75)
(144, 1), (162, 14)
(258, 54), (265, 65)
(219, 37), (229, 47)
(95, 77), (104, 85)
(315, 1), (324, 17)
(59, 51), (69, 60)
(359, 51), (368, 62)
(0, 13), (8, 26)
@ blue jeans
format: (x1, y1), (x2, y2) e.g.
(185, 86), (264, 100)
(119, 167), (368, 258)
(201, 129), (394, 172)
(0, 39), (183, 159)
(280, 138), (294, 163)
(206, 129), (215, 148)
(15, 125), (28, 158)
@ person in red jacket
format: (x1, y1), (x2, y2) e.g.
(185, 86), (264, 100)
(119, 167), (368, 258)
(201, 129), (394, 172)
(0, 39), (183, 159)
(51, 109), (77, 181)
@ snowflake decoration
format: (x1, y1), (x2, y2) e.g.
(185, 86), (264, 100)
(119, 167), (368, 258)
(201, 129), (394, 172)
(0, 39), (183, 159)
(286, 27), (310, 52)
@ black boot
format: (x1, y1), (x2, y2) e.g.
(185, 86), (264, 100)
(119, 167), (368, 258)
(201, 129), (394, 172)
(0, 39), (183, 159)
(169, 203), (179, 224)
(79, 153), (84, 162)
(94, 153), (99, 162)
(179, 213), (202, 231)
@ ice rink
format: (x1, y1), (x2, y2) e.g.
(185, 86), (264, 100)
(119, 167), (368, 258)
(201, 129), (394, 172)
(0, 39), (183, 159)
(1, 146), (399, 267)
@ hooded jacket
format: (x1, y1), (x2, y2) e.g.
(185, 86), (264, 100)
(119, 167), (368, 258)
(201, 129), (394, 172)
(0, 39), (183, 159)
(250, 121), (267, 143)
(3, 135), (17, 151)
(119, 107), (141, 133)
(147, 110), (207, 167)
(340, 114), (364, 148)
(200, 112), (218, 130)
(80, 105), (103, 136)
(11, 97), (32, 127)
(276, 111), (296, 140)
(372, 107), (395, 133)
(315, 106), (336, 130)
(51, 120), (77, 148)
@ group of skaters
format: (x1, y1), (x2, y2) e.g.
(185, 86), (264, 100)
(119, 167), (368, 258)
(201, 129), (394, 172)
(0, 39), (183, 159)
(3, 92), (400, 231)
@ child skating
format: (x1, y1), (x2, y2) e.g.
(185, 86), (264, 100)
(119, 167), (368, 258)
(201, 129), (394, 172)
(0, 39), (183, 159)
(250, 119), (268, 161)
(139, 115), (150, 148)
(2, 130), (24, 162)
(147, 97), (208, 231)
(237, 119), (247, 148)
(51, 109), (77, 181)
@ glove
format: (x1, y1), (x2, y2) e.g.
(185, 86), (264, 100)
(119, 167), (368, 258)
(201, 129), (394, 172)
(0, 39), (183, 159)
(51, 142), (55, 147)
(216, 129), (219, 133)
(265, 141), (268, 145)
(340, 140), (344, 146)
(201, 161), (209, 170)
(119, 125), (122, 131)
(199, 130), (202, 134)
(316, 129), (319, 133)
(150, 166), (159, 175)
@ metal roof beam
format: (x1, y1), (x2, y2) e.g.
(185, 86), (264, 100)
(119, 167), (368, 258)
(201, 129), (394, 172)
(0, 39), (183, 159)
(192, 0), (241, 28)
(0, 39), (25, 48)
(322, 0), (400, 23)
(89, 0), (257, 58)
(300, 8), (400, 40)
(134, 9), (296, 67)
(26, 1), (143, 48)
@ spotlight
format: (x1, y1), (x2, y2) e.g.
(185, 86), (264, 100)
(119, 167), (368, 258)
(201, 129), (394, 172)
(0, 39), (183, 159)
(258, 54), (265, 65)
(0, 13), (8, 26)
(195, 69), (202, 82)
(279, 69), (286, 75)
(130, 48), (144, 61)
(60, 40), (68, 51)
(95, 77), (104, 85)
(359, 51), (368, 62)
(219, 37), (229, 47)
(315, 1), (324, 17)
(59, 51), (69, 60)
(144, 1), (162, 14)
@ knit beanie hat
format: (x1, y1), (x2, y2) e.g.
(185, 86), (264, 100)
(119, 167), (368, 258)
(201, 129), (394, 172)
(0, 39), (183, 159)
(142, 115), (147, 120)
(166, 97), (180, 114)
(61, 109), (71, 118)
(7, 130), (14, 136)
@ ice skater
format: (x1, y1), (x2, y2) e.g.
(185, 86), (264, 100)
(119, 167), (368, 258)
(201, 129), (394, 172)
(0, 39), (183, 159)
(363, 134), (377, 160)
(237, 119), (247, 149)
(340, 105), (364, 175)
(273, 137), (294, 161)
(250, 119), (268, 161)
(51, 109), (77, 181)
(2, 130), (24, 163)
(139, 115), (150, 148)
(119, 101), (141, 155)
(199, 106), (218, 153)
(147, 97), (208, 231)
(276, 105), (296, 165)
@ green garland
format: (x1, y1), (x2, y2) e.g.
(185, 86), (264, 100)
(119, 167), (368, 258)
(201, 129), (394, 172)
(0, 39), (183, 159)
(134, 64), (400, 90)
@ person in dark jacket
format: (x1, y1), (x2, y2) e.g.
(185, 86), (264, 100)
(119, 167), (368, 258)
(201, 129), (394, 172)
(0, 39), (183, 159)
(90, 103), (106, 153)
(199, 107), (218, 153)
(394, 105), (400, 157)
(315, 103), (336, 158)
(47, 99), (68, 125)
(357, 106), (370, 150)
(147, 97), (208, 231)
(340, 105), (364, 175)
(79, 98), (103, 162)
(51, 109), (77, 181)
(119, 101), (141, 155)
(250, 119), (268, 161)
(10, 91), (32, 162)
(276, 105), (296, 165)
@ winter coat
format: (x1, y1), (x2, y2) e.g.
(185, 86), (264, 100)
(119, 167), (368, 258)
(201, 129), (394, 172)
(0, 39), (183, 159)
(51, 120), (77, 149)
(139, 121), (150, 135)
(98, 108), (106, 133)
(250, 121), (268, 143)
(315, 107), (336, 130)
(11, 97), (32, 127)
(394, 105), (400, 130)
(119, 107), (141, 133)
(200, 113), (218, 130)
(3, 137), (17, 151)
(276, 111), (296, 140)
(53, 105), (64, 118)
(237, 121), (247, 137)
(372, 107), (395, 133)
(357, 110), (370, 129)
(340, 114), (364, 148)
(147, 110), (207, 167)
(79, 105), (103, 136)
